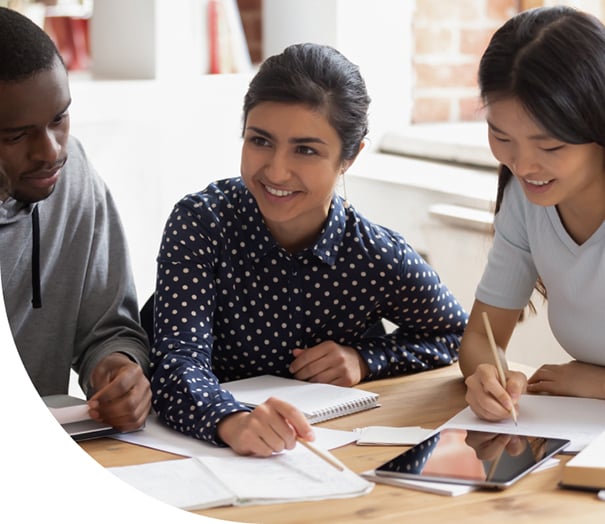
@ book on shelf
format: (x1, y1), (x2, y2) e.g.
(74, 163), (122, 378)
(109, 443), (373, 510)
(561, 430), (605, 491)
(207, 0), (252, 74)
(222, 375), (380, 423)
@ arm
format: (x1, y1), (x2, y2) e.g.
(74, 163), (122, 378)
(150, 193), (311, 449)
(459, 300), (527, 421)
(68, 156), (150, 430)
(358, 245), (467, 379)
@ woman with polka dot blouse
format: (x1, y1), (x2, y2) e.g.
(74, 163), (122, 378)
(460, 7), (605, 423)
(151, 43), (468, 455)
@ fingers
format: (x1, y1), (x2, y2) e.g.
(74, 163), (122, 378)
(218, 398), (314, 457)
(88, 358), (151, 432)
(290, 343), (365, 386)
(465, 364), (526, 422)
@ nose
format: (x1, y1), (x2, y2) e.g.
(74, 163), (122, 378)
(30, 128), (62, 165)
(510, 146), (539, 177)
(265, 148), (290, 183)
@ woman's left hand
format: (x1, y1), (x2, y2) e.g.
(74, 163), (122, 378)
(527, 361), (605, 399)
(289, 341), (369, 386)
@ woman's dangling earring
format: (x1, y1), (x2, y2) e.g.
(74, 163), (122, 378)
(341, 172), (350, 208)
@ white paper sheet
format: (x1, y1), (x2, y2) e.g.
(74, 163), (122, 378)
(112, 413), (358, 457)
(355, 426), (433, 446)
(441, 395), (605, 453)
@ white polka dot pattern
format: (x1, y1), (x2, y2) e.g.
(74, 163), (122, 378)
(150, 178), (467, 445)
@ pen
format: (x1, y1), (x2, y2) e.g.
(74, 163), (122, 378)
(297, 438), (345, 471)
(481, 311), (518, 425)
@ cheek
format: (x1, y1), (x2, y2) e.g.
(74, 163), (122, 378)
(488, 137), (508, 165)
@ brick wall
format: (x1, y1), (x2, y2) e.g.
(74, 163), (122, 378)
(412, 0), (518, 123)
(237, 0), (519, 124)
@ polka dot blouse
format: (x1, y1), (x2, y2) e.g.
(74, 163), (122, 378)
(150, 178), (467, 445)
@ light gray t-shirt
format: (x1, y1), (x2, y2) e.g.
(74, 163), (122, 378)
(476, 176), (605, 366)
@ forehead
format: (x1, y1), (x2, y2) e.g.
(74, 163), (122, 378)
(486, 97), (547, 135)
(247, 102), (337, 136)
(0, 61), (70, 128)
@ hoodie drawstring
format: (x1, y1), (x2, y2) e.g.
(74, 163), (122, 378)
(31, 205), (41, 308)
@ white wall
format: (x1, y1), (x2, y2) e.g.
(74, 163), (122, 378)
(69, 73), (252, 301)
(263, 0), (414, 149)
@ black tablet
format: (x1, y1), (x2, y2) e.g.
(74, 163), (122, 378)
(374, 428), (569, 489)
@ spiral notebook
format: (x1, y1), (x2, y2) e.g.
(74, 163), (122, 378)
(222, 375), (379, 423)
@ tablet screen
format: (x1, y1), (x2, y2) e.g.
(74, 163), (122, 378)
(374, 428), (569, 488)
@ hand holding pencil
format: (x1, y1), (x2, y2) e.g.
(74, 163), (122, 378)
(481, 312), (518, 425)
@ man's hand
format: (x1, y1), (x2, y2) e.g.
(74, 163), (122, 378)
(88, 353), (151, 432)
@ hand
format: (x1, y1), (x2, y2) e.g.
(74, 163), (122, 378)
(464, 363), (526, 422)
(289, 341), (369, 386)
(217, 397), (314, 456)
(88, 353), (151, 432)
(528, 361), (605, 398)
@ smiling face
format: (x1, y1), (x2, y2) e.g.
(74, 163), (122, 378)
(240, 101), (356, 251)
(0, 56), (71, 203)
(486, 96), (605, 213)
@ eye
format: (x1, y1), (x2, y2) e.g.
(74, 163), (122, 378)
(295, 145), (317, 156)
(2, 132), (26, 144)
(541, 145), (564, 152)
(50, 112), (69, 127)
(490, 133), (510, 143)
(248, 135), (270, 147)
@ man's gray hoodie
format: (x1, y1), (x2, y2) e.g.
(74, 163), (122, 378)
(0, 136), (149, 396)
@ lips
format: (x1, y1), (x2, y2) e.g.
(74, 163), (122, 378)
(264, 184), (296, 197)
(22, 159), (66, 188)
(524, 179), (553, 187)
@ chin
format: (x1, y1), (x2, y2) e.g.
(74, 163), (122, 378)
(13, 186), (56, 204)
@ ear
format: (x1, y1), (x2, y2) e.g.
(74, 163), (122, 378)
(341, 141), (366, 174)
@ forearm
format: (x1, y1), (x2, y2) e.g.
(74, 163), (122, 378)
(458, 331), (494, 378)
(358, 331), (463, 379)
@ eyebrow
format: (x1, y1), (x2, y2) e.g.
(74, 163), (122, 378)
(487, 120), (554, 141)
(0, 100), (72, 134)
(246, 126), (328, 145)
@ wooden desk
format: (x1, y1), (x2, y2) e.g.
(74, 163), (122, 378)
(81, 366), (605, 523)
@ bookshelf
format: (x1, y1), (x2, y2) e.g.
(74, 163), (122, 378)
(89, 0), (251, 79)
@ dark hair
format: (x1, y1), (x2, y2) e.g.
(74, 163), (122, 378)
(479, 6), (605, 212)
(479, 6), (605, 310)
(0, 6), (64, 82)
(243, 43), (370, 162)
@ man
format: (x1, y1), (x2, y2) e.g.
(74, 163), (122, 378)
(0, 7), (150, 432)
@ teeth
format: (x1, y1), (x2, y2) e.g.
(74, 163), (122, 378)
(265, 185), (294, 197)
(526, 179), (551, 186)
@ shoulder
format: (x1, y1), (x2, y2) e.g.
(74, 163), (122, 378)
(57, 135), (107, 197)
(168, 178), (252, 235)
(178, 178), (247, 212)
(344, 204), (411, 259)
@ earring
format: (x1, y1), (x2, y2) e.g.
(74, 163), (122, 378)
(341, 172), (350, 208)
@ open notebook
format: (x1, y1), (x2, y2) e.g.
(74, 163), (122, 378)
(109, 443), (373, 510)
(222, 375), (379, 423)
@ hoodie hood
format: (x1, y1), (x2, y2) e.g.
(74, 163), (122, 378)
(0, 196), (35, 224)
